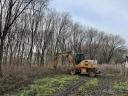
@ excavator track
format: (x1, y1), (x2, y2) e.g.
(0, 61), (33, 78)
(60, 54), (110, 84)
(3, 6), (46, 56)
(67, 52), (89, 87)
(54, 77), (87, 96)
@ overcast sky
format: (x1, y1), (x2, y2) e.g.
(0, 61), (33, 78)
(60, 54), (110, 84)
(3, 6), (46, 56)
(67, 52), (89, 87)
(49, 0), (128, 43)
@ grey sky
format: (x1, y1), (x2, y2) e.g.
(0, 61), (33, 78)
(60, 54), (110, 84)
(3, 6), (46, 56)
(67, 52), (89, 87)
(49, 0), (128, 42)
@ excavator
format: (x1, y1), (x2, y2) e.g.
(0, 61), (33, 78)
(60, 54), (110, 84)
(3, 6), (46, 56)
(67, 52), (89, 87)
(53, 51), (100, 77)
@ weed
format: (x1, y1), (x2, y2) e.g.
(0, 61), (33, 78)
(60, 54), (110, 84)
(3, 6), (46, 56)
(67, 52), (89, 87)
(113, 81), (128, 90)
(85, 78), (99, 88)
(18, 75), (79, 96)
(78, 78), (99, 92)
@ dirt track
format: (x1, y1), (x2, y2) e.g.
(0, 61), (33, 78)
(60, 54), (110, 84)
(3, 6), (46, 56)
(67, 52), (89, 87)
(54, 76), (87, 96)
(55, 74), (128, 96)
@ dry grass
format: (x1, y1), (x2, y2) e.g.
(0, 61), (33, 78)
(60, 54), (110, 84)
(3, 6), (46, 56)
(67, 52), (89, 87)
(99, 64), (128, 81)
(99, 64), (122, 73)
(0, 64), (69, 95)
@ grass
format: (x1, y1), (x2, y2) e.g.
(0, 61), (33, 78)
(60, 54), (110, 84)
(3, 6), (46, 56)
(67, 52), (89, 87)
(18, 75), (80, 96)
(113, 81), (128, 90)
(78, 78), (99, 92)
(85, 78), (99, 87)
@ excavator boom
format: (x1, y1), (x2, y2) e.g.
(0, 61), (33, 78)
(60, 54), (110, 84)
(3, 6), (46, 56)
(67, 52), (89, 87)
(53, 52), (75, 69)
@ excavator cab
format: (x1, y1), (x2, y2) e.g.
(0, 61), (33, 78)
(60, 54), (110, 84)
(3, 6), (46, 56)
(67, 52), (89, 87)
(75, 53), (85, 64)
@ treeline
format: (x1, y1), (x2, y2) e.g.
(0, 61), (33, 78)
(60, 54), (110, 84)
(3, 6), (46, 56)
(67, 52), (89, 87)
(0, 0), (127, 76)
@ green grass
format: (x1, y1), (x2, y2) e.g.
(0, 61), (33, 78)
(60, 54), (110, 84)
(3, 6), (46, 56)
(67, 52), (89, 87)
(18, 75), (79, 96)
(113, 81), (128, 90)
(85, 78), (99, 87)
(78, 78), (99, 91)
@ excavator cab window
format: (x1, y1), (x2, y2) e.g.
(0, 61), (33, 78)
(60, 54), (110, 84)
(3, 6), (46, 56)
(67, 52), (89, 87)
(75, 53), (85, 64)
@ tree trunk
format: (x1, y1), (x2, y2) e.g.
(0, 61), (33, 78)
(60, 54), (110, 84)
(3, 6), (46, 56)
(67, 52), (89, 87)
(29, 34), (34, 66)
(0, 39), (4, 77)
(40, 51), (44, 66)
(21, 43), (25, 65)
(37, 51), (40, 65)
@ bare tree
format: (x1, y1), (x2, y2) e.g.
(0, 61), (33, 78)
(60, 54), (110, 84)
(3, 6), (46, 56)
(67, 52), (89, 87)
(0, 0), (34, 77)
(27, 0), (48, 66)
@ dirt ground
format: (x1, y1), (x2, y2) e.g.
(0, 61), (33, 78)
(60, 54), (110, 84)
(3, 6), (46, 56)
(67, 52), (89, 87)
(68, 76), (125, 96)
(55, 73), (128, 96)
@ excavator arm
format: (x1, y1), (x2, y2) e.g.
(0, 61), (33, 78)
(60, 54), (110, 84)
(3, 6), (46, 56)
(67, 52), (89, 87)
(53, 52), (75, 69)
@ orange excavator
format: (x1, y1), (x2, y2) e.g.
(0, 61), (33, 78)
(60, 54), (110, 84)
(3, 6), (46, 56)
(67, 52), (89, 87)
(53, 52), (100, 77)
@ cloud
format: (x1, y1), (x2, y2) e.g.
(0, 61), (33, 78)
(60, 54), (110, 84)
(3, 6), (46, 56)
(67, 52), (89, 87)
(49, 0), (128, 42)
